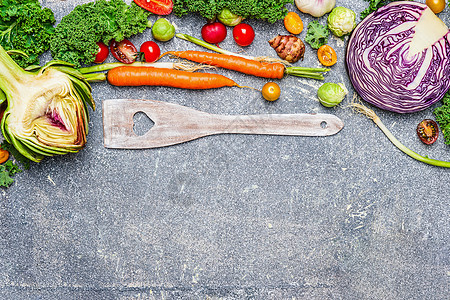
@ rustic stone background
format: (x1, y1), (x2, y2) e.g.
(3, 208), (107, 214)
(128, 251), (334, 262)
(0, 0), (448, 299)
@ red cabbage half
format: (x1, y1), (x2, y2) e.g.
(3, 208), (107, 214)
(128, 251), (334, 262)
(346, 1), (450, 113)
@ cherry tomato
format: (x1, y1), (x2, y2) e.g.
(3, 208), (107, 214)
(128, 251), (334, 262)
(110, 39), (137, 64)
(426, 0), (445, 14)
(140, 41), (161, 62)
(317, 45), (337, 67)
(94, 42), (109, 63)
(133, 0), (173, 15)
(233, 23), (255, 47)
(262, 82), (281, 101)
(417, 119), (439, 145)
(284, 12), (303, 35)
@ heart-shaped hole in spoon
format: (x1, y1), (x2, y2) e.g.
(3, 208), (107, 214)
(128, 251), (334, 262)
(133, 111), (154, 136)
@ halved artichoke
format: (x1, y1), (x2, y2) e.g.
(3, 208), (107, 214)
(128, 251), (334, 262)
(0, 45), (94, 162)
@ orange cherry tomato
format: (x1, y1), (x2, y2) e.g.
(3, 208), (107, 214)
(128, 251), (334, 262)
(262, 82), (281, 101)
(284, 12), (303, 35)
(317, 45), (337, 67)
(0, 149), (9, 164)
(426, 0), (445, 14)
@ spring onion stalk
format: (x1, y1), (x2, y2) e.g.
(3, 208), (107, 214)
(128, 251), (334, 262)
(351, 102), (450, 168)
(0, 44), (94, 162)
(176, 33), (256, 60)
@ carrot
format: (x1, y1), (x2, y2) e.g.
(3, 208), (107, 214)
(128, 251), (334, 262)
(107, 66), (238, 89)
(163, 51), (286, 79)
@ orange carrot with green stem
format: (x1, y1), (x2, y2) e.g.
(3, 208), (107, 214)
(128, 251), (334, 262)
(107, 66), (252, 90)
(173, 33), (330, 80)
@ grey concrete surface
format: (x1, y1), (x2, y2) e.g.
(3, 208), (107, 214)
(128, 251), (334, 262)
(0, 0), (449, 299)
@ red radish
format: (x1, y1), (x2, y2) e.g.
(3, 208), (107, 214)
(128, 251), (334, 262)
(201, 22), (227, 44)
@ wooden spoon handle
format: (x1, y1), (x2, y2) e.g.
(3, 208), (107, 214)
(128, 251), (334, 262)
(208, 113), (344, 136)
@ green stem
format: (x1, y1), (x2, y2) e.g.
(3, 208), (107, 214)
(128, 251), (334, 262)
(285, 67), (330, 80)
(83, 73), (106, 82)
(0, 44), (29, 96)
(374, 116), (450, 168)
(175, 33), (255, 60)
(78, 61), (177, 74)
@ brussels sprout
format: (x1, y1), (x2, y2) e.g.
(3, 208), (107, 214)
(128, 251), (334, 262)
(152, 18), (175, 41)
(217, 8), (244, 27)
(317, 83), (348, 107)
(327, 7), (356, 37)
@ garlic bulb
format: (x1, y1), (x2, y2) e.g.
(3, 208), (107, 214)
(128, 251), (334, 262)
(295, 0), (336, 18)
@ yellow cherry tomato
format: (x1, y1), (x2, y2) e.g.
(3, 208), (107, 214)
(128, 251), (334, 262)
(317, 45), (337, 67)
(262, 82), (281, 101)
(426, 0), (445, 14)
(284, 12), (304, 35)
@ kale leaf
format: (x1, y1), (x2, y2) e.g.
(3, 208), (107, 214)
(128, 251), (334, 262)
(0, 160), (22, 187)
(173, 0), (293, 23)
(0, 0), (55, 67)
(434, 92), (450, 145)
(304, 21), (329, 50)
(50, 0), (151, 67)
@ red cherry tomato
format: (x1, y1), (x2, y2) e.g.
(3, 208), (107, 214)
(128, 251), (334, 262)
(201, 22), (227, 44)
(94, 42), (109, 63)
(110, 39), (137, 64)
(417, 119), (439, 145)
(140, 41), (161, 62)
(233, 23), (255, 47)
(133, 0), (173, 15)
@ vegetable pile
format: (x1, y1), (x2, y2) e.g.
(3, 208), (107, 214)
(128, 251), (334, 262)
(50, 0), (151, 67)
(0, 0), (55, 67)
(172, 0), (293, 23)
(346, 1), (450, 113)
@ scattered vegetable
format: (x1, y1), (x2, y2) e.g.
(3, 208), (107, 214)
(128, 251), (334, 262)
(346, 2), (450, 113)
(172, 0), (293, 23)
(233, 23), (255, 47)
(140, 41), (161, 63)
(134, 0), (174, 15)
(317, 83), (347, 107)
(295, 0), (335, 18)
(426, 0), (445, 14)
(50, 0), (151, 67)
(0, 0), (55, 67)
(152, 18), (176, 42)
(201, 22), (227, 44)
(0, 160), (21, 188)
(94, 42), (109, 63)
(317, 45), (337, 67)
(1, 140), (31, 170)
(0, 148), (9, 164)
(107, 66), (249, 89)
(0, 45), (95, 162)
(284, 12), (304, 35)
(268, 35), (305, 63)
(305, 21), (329, 50)
(327, 7), (356, 37)
(351, 101), (450, 168)
(417, 119), (439, 145)
(433, 91), (450, 145)
(360, 0), (393, 20)
(110, 39), (138, 64)
(262, 82), (281, 101)
(218, 8), (244, 27)
(163, 51), (329, 80)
